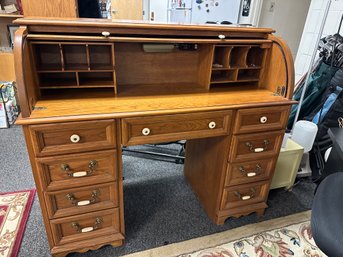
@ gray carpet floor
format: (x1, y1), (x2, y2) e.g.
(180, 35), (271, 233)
(0, 126), (316, 257)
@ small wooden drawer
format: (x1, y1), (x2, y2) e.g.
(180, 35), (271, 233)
(29, 120), (116, 156)
(45, 182), (118, 219)
(225, 158), (276, 186)
(50, 208), (122, 246)
(36, 150), (118, 191)
(229, 131), (284, 162)
(121, 111), (232, 146)
(220, 180), (269, 210)
(233, 106), (290, 134)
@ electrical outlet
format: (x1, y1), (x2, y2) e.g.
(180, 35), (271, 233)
(269, 1), (275, 12)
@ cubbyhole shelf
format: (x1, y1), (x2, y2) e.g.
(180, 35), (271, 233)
(229, 46), (250, 68)
(210, 44), (267, 87)
(212, 46), (232, 69)
(89, 45), (114, 70)
(33, 44), (62, 71)
(39, 72), (78, 88)
(32, 41), (116, 92)
(211, 70), (237, 84)
(246, 46), (265, 68)
(32, 41), (269, 98)
(237, 68), (260, 81)
(78, 72), (115, 87)
(63, 44), (88, 70)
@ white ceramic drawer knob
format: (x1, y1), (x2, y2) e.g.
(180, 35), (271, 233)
(209, 121), (216, 129)
(260, 116), (268, 124)
(81, 227), (94, 233)
(247, 172), (257, 177)
(142, 128), (151, 136)
(102, 31), (110, 37)
(72, 171), (88, 177)
(254, 148), (264, 153)
(242, 195), (251, 201)
(77, 200), (91, 206)
(70, 134), (81, 143)
(218, 34), (225, 39)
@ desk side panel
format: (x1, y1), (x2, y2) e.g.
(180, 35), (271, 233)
(260, 35), (295, 100)
(14, 27), (40, 118)
(184, 136), (231, 223)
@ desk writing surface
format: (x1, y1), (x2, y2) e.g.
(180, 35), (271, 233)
(17, 87), (294, 124)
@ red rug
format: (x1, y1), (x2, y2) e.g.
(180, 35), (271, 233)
(0, 189), (35, 257)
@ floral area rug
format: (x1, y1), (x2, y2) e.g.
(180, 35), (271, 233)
(123, 211), (326, 257)
(179, 221), (326, 257)
(0, 189), (35, 257)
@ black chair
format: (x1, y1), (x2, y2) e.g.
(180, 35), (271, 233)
(311, 172), (343, 257)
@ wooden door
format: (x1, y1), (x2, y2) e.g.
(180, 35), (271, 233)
(111, 0), (143, 20)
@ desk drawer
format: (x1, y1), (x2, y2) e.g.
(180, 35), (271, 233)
(121, 111), (232, 146)
(36, 150), (118, 191)
(45, 182), (118, 219)
(229, 131), (284, 162)
(29, 120), (116, 156)
(225, 158), (276, 186)
(50, 208), (122, 246)
(220, 181), (269, 210)
(233, 106), (290, 134)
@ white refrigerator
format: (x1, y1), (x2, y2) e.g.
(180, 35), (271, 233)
(148, 0), (262, 26)
(148, 0), (240, 24)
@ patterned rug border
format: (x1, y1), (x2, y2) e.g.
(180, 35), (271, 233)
(123, 211), (311, 257)
(0, 189), (36, 257)
(181, 220), (312, 257)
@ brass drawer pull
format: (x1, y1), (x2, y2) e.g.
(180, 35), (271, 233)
(66, 189), (100, 206)
(208, 121), (216, 129)
(239, 164), (262, 177)
(260, 116), (268, 124)
(71, 217), (103, 233)
(61, 160), (98, 177)
(245, 140), (269, 153)
(70, 134), (81, 143)
(234, 188), (256, 201)
(142, 128), (151, 136)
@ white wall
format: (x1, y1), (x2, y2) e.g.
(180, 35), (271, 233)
(295, 0), (343, 82)
(258, 0), (311, 59)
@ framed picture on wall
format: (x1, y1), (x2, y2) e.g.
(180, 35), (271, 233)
(7, 25), (19, 48)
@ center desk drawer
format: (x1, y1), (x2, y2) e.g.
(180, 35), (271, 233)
(45, 182), (118, 219)
(36, 150), (118, 191)
(50, 208), (122, 246)
(121, 111), (232, 146)
(29, 120), (117, 156)
(229, 131), (284, 162)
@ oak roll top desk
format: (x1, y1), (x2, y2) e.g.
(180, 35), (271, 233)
(14, 18), (295, 257)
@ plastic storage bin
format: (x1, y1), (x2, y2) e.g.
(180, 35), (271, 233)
(270, 139), (304, 190)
